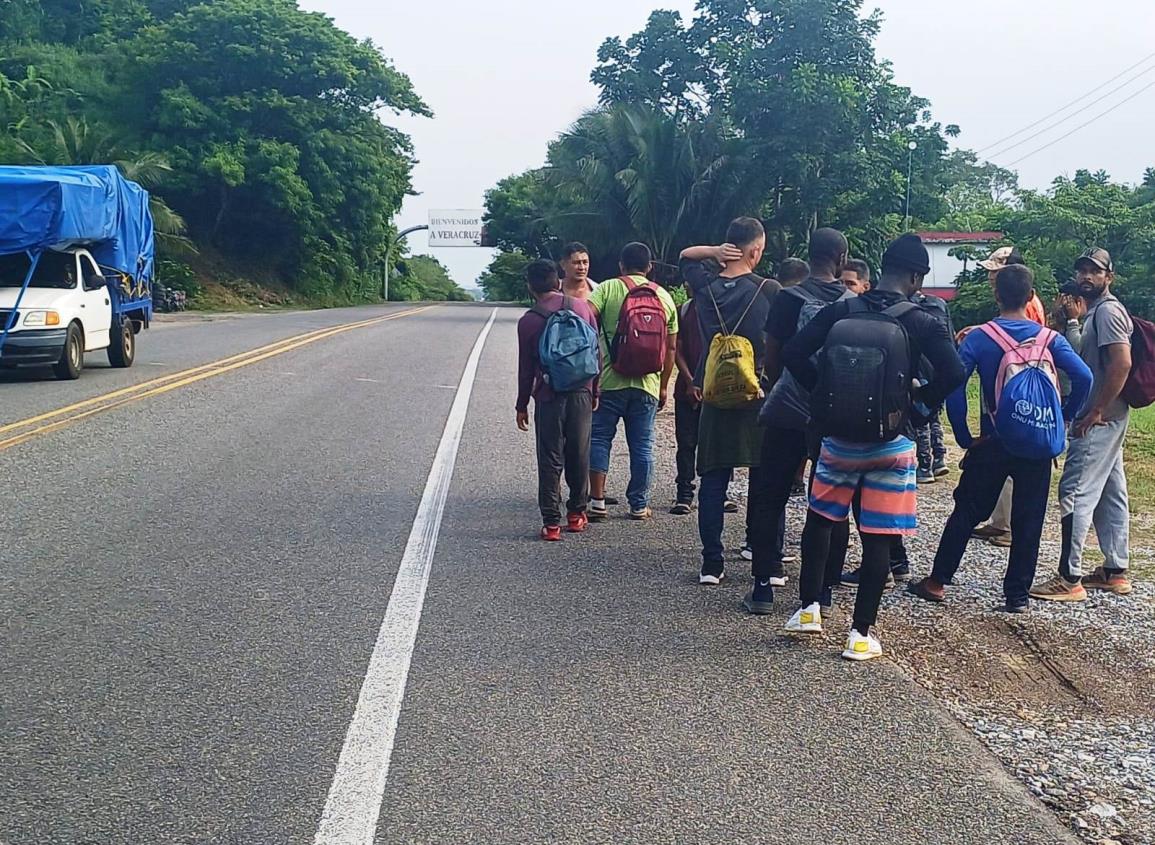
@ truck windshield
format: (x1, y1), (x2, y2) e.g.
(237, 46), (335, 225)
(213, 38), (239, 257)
(0, 252), (77, 289)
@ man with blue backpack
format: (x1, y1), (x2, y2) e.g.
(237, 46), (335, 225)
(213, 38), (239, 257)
(516, 259), (602, 541)
(909, 264), (1092, 612)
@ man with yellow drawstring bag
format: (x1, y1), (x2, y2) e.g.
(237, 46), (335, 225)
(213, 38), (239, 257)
(680, 218), (781, 586)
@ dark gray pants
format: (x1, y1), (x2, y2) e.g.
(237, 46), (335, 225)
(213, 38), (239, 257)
(535, 391), (593, 525)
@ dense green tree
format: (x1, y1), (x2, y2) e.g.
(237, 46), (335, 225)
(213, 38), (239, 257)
(1, 0), (437, 303)
(477, 251), (531, 302)
(391, 254), (471, 302)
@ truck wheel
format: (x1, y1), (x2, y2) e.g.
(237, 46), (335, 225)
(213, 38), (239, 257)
(53, 323), (84, 380)
(107, 317), (136, 368)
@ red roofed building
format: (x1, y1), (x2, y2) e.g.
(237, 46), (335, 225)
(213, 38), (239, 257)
(916, 231), (1003, 301)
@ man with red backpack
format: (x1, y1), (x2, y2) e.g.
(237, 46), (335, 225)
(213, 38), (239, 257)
(588, 242), (679, 521)
(909, 264), (1091, 612)
(1033, 248), (1140, 601)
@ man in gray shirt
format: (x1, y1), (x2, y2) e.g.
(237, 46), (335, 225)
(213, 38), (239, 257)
(1032, 248), (1135, 601)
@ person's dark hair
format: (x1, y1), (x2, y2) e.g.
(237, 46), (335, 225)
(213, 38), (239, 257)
(809, 227), (848, 263)
(526, 258), (559, 294)
(778, 257), (810, 285)
(844, 259), (870, 281)
(561, 242), (589, 260)
(1006, 247), (1027, 267)
(725, 216), (766, 249)
(995, 263), (1034, 311)
(620, 242), (653, 274)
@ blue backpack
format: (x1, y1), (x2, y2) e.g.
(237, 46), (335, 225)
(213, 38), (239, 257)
(534, 296), (600, 392)
(978, 322), (1065, 460)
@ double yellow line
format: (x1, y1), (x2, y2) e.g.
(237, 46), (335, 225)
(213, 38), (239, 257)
(0, 306), (433, 453)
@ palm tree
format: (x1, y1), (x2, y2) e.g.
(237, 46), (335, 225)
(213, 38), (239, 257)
(18, 117), (194, 252)
(544, 105), (757, 268)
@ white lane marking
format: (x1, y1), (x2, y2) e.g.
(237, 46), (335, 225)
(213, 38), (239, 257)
(314, 308), (499, 845)
(354, 377), (382, 384)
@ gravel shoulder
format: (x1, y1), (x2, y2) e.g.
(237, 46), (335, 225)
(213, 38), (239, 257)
(654, 407), (1154, 845)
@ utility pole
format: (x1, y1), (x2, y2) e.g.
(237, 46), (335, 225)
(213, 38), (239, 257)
(905, 141), (918, 230)
(383, 224), (429, 301)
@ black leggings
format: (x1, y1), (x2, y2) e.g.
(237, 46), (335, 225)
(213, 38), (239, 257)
(800, 511), (891, 636)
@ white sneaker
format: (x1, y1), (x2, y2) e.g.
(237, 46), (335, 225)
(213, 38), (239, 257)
(785, 602), (823, 634)
(699, 571), (725, 586)
(842, 629), (883, 662)
(739, 545), (753, 561)
(768, 574), (788, 587)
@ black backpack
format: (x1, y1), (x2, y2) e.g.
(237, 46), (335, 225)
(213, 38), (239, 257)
(811, 298), (918, 443)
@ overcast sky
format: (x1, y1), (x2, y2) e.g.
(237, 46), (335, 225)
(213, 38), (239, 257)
(303, 0), (1154, 288)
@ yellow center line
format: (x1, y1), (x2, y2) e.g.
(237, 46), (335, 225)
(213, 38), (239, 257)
(0, 305), (434, 452)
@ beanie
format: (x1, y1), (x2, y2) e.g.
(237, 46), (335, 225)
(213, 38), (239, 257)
(882, 234), (931, 276)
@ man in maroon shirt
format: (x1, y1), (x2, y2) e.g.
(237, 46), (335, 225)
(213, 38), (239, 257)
(516, 259), (600, 541)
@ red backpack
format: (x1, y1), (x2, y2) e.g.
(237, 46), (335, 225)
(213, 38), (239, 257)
(1122, 315), (1155, 408)
(607, 276), (669, 377)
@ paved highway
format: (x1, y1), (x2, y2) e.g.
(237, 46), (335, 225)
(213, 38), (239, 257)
(0, 304), (1076, 844)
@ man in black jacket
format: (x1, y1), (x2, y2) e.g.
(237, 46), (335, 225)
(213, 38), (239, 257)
(780, 234), (966, 661)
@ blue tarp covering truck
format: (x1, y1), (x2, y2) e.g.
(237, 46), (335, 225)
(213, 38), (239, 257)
(0, 165), (156, 379)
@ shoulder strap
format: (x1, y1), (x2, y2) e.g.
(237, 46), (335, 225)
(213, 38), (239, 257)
(621, 275), (638, 292)
(977, 320), (1017, 353)
(730, 278), (768, 335)
(707, 282), (730, 336)
(882, 301), (919, 320)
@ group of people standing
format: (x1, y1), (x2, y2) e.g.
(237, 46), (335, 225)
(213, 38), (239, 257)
(515, 225), (1141, 662)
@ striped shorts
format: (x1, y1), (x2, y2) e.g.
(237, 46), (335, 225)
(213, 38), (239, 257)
(809, 436), (918, 535)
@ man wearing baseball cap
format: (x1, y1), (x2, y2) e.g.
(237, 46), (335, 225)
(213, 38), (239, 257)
(1032, 247), (1135, 601)
(979, 246), (1047, 326)
(970, 246), (1047, 548)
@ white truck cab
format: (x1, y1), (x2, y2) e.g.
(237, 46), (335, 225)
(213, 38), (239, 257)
(0, 247), (131, 379)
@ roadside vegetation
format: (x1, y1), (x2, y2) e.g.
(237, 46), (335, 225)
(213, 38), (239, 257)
(0, 0), (470, 306)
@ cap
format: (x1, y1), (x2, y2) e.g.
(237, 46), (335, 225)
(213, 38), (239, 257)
(1075, 247), (1113, 272)
(978, 246), (1014, 272)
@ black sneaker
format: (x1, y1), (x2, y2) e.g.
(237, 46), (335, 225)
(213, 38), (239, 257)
(890, 562), (912, 583)
(840, 567), (896, 588)
(670, 501), (693, 515)
(790, 480), (806, 498)
(699, 564), (725, 586)
(604, 496), (620, 506)
(724, 499), (739, 514)
(743, 579), (775, 615)
(588, 502), (609, 522)
(932, 458), (949, 477)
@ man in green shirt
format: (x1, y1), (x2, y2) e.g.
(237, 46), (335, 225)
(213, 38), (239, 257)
(588, 242), (679, 520)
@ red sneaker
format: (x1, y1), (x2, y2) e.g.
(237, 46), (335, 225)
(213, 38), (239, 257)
(541, 525), (563, 542)
(566, 511), (589, 533)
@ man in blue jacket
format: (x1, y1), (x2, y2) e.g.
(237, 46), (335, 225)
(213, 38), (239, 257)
(909, 264), (1092, 613)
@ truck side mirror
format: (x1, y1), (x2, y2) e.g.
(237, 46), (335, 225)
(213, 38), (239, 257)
(84, 274), (107, 292)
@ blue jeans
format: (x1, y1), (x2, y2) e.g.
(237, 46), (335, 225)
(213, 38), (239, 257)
(590, 388), (658, 510)
(698, 468), (732, 572)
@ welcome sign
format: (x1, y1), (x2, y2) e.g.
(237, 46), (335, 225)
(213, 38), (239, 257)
(428, 210), (485, 247)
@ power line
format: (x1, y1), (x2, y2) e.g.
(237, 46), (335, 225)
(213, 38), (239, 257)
(977, 50), (1155, 155)
(985, 60), (1155, 160)
(1007, 78), (1155, 166)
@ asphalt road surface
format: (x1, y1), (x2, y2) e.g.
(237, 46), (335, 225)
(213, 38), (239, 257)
(0, 304), (1078, 844)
